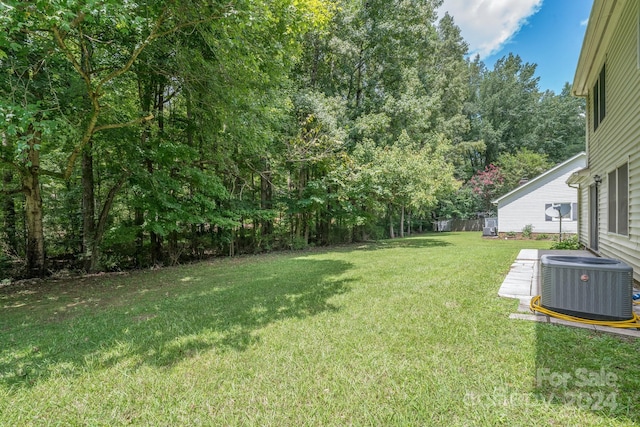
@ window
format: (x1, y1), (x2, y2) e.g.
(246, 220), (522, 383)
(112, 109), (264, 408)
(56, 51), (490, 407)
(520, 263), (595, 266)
(607, 162), (629, 235)
(545, 203), (577, 222)
(593, 64), (606, 131)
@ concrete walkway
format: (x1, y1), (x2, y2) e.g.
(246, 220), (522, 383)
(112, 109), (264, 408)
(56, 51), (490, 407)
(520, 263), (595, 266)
(498, 249), (640, 338)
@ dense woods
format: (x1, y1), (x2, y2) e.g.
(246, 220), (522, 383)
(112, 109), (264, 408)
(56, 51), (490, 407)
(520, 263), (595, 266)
(0, 0), (585, 278)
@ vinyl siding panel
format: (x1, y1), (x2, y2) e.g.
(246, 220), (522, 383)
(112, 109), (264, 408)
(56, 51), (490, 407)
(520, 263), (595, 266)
(583, 0), (640, 280)
(573, 181), (593, 249)
(496, 160), (583, 234)
(578, 185), (589, 241)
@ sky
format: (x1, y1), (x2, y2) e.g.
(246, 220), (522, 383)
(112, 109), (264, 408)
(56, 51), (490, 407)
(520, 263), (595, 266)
(438, 0), (594, 94)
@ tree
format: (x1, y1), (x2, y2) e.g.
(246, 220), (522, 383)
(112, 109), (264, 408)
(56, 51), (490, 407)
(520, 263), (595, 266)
(497, 148), (552, 193)
(0, 2), (72, 276)
(533, 84), (586, 163)
(465, 53), (540, 168)
(468, 164), (504, 213)
(0, 0), (590, 279)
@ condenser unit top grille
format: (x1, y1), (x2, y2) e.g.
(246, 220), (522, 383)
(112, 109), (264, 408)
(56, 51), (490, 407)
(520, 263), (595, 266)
(542, 256), (626, 268)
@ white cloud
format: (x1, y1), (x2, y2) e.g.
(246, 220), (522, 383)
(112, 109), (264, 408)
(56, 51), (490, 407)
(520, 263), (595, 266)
(580, 18), (589, 26)
(439, 0), (543, 58)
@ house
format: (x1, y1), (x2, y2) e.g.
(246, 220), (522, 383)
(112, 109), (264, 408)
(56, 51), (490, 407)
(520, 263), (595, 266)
(568, 0), (640, 281)
(493, 152), (586, 234)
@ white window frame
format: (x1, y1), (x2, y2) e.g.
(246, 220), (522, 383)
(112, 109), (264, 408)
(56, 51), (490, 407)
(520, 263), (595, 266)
(607, 160), (629, 236)
(545, 202), (576, 222)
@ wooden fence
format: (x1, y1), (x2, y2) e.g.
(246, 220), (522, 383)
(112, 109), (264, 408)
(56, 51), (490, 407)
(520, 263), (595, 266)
(432, 219), (488, 232)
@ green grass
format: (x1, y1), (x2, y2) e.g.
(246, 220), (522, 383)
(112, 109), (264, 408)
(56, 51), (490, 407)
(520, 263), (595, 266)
(1, 233), (640, 426)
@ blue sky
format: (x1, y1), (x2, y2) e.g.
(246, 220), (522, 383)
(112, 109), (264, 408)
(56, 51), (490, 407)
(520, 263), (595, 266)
(439, 0), (594, 94)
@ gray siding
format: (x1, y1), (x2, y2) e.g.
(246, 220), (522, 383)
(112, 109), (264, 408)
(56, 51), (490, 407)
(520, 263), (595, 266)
(584, 0), (640, 280)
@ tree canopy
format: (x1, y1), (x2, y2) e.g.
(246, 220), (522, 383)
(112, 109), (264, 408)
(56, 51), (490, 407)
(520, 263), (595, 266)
(0, 0), (585, 278)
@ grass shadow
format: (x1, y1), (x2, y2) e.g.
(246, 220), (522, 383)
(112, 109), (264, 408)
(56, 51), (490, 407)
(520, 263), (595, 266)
(333, 233), (453, 252)
(534, 323), (640, 423)
(0, 257), (353, 388)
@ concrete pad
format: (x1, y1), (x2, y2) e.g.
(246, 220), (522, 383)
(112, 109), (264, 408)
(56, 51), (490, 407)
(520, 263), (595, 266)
(516, 249), (539, 260)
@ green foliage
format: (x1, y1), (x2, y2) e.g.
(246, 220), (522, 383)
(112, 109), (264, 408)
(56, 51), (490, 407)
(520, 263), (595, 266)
(550, 234), (582, 250)
(0, 0), (588, 277)
(0, 252), (11, 280)
(463, 54), (585, 172)
(497, 148), (553, 193)
(521, 224), (534, 239)
(435, 186), (483, 219)
(534, 84), (587, 162)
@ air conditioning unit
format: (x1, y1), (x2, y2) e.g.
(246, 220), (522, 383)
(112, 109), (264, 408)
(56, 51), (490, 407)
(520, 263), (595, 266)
(540, 255), (633, 321)
(482, 226), (497, 236)
(484, 217), (498, 229)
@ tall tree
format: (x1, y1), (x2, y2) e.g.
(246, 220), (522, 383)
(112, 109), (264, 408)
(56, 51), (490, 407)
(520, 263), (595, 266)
(534, 84), (586, 162)
(467, 53), (541, 167)
(496, 148), (552, 193)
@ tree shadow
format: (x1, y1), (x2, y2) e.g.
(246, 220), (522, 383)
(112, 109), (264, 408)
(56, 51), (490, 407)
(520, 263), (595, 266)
(332, 234), (452, 252)
(534, 323), (640, 423)
(0, 258), (353, 388)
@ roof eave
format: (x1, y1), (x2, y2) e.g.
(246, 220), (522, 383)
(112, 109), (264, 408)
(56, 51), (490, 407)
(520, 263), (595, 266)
(572, 0), (625, 97)
(493, 152), (586, 205)
(566, 167), (591, 185)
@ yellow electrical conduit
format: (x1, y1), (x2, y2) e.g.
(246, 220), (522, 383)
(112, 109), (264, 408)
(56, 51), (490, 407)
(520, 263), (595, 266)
(530, 295), (640, 329)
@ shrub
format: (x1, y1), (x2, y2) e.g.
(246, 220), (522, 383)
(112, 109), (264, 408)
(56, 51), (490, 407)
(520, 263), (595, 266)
(289, 236), (309, 250)
(0, 253), (10, 280)
(521, 224), (534, 239)
(550, 234), (582, 250)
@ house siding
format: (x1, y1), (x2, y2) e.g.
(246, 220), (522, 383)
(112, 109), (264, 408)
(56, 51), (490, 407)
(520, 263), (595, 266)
(496, 156), (584, 234)
(581, 0), (640, 280)
(578, 185), (588, 239)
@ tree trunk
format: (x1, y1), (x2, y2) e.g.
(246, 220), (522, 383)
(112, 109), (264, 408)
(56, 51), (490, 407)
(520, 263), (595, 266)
(150, 229), (162, 266)
(81, 142), (96, 271)
(260, 157), (273, 236)
(168, 230), (179, 265)
(400, 205), (405, 238)
(318, 185), (330, 245)
(388, 205), (395, 239)
(355, 45), (364, 109)
(150, 82), (165, 265)
(90, 177), (127, 272)
(233, 228), (237, 256)
(303, 212), (310, 246)
(23, 129), (45, 277)
(3, 171), (17, 253)
(135, 206), (144, 266)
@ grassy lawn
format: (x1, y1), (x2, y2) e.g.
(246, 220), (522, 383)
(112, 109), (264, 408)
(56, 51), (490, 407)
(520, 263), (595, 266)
(2, 232), (640, 426)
